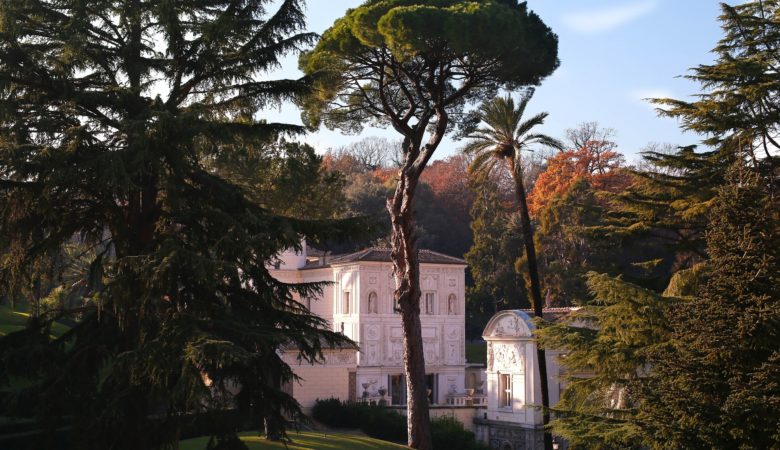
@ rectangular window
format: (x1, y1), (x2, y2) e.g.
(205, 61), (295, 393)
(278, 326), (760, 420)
(390, 374), (406, 405)
(393, 296), (400, 314)
(424, 292), (435, 315)
(499, 373), (512, 408)
(343, 291), (350, 315)
(426, 374), (437, 405)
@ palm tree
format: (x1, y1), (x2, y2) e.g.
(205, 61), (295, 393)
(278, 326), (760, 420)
(464, 92), (563, 450)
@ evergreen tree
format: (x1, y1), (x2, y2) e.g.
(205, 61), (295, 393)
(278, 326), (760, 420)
(0, 1), (359, 448)
(464, 175), (526, 322)
(653, 1), (780, 167)
(537, 273), (678, 450)
(208, 139), (347, 220)
(636, 161), (780, 449)
(607, 0), (780, 288)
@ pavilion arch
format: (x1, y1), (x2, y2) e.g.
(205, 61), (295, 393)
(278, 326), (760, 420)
(481, 310), (535, 340)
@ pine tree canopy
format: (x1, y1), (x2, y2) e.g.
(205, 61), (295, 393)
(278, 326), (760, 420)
(299, 0), (559, 136)
(0, 0), (362, 448)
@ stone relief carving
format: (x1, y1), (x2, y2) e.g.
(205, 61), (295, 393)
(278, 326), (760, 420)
(493, 343), (524, 373)
(493, 316), (522, 337)
(446, 342), (458, 365)
(389, 340), (403, 364)
(423, 340), (438, 363)
(365, 324), (380, 340)
(446, 326), (459, 341)
(487, 342), (494, 371)
(366, 342), (379, 365)
(326, 350), (357, 366)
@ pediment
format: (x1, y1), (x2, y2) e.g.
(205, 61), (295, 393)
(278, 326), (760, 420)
(482, 310), (534, 339)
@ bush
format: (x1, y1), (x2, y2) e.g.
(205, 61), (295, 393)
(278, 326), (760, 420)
(431, 415), (489, 450)
(312, 398), (406, 442)
(312, 399), (488, 450)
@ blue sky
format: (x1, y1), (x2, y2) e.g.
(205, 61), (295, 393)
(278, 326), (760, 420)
(267, 0), (724, 162)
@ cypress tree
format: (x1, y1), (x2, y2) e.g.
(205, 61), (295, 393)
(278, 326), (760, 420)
(0, 0), (359, 448)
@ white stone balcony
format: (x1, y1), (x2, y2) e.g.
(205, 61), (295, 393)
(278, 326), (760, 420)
(446, 390), (487, 407)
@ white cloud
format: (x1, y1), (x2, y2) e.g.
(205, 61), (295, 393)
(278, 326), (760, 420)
(563, 1), (658, 34)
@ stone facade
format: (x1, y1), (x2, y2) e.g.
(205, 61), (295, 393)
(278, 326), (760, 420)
(273, 245), (575, 449)
(475, 310), (568, 450)
(270, 244), (468, 409)
(474, 418), (544, 450)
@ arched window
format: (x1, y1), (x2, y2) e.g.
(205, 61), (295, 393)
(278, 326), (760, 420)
(368, 292), (378, 314)
(447, 294), (457, 315)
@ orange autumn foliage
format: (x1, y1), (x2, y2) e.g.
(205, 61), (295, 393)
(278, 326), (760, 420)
(528, 140), (631, 215)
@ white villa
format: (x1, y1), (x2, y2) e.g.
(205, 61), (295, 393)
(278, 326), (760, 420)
(270, 243), (574, 450)
(271, 244), (469, 409)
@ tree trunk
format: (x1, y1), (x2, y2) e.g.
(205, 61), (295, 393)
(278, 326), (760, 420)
(510, 157), (553, 450)
(388, 169), (432, 450)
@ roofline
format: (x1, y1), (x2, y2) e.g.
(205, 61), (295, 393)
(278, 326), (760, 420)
(326, 247), (467, 266)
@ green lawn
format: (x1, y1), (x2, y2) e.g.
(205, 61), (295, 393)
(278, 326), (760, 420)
(465, 342), (487, 365)
(0, 304), (31, 337)
(0, 303), (70, 338)
(180, 431), (408, 450)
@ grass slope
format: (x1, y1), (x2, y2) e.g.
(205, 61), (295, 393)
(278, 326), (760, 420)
(0, 304), (70, 338)
(180, 431), (408, 450)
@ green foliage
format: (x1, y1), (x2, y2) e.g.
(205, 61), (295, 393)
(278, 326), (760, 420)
(636, 162), (780, 449)
(208, 140), (347, 220)
(465, 175), (526, 317)
(606, 0), (780, 289)
(311, 399), (488, 450)
(0, 0), (361, 448)
(661, 262), (708, 298)
(465, 342), (487, 364)
(312, 398), (407, 442)
(608, 146), (734, 265)
(300, 0), (558, 134)
(537, 273), (679, 450)
(652, 1), (780, 162)
(534, 179), (611, 305)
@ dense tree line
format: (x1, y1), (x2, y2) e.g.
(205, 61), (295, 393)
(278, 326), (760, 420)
(536, 2), (780, 448)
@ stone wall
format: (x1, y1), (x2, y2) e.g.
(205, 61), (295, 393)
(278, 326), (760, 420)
(474, 418), (544, 450)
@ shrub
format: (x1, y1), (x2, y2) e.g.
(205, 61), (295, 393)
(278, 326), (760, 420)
(312, 399), (488, 449)
(431, 415), (489, 450)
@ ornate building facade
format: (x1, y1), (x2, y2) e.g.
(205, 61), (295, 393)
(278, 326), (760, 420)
(270, 244), (468, 409)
